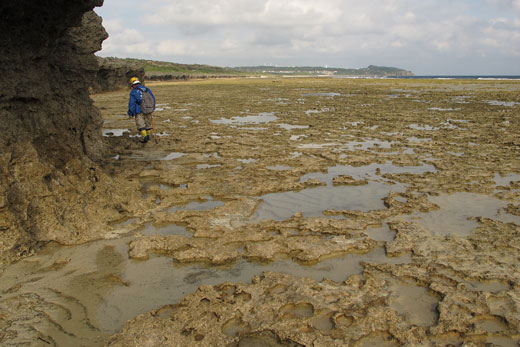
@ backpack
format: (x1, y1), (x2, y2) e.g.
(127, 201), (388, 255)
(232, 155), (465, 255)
(139, 87), (155, 114)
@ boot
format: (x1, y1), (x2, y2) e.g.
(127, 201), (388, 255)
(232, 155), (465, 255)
(140, 130), (148, 143)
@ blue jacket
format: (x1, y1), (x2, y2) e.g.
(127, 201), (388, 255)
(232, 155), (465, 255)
(128, 85), (156, 117)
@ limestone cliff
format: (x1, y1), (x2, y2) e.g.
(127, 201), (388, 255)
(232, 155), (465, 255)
(93, 57), (145, 92)
(0, 1), (147, 267)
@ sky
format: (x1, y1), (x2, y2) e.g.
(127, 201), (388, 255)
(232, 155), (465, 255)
(94, 0), (520, 75)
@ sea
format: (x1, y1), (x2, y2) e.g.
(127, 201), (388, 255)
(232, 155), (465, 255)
(332, 75), (520, 80)
(392, 75), (520, 80)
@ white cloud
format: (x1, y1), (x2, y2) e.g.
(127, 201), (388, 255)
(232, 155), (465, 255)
(142, 0), (341, 28)
(481, 17), (520, 55)
(99, 18), (150, 56)
(486, 0), (520, 11)
(96, 0), (520, 74)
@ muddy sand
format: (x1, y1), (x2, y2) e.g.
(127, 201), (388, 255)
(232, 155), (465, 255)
(1, 77), (520, 346)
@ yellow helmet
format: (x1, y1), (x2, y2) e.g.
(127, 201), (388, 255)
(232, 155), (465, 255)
(130, 76), (140, 85)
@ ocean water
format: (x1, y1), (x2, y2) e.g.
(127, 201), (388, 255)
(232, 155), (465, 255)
(331, 75), (520, 80)
(393, 75), (520, 80)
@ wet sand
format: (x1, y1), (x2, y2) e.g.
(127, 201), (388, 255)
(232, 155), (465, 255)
(1, 77), (519, 346)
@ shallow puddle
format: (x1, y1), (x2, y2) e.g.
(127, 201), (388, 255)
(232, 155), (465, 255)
(264, 247), (412, 282)
(310, 312), (335, 332)
(111, 217), (140, 228)
(168, 199), (225, 213)
(427, 107), (460, 111)
(266, 165), (293, 171)
(303, 92), (341, 97)
(222, 317), (250, 337)
(340, 138), (394, 151)
(141, 223), (192, 237)
(356, 334), (399, 347)
(486, 100), (520, 107)
(405, 192), (520, 236)
(305, 108), (329, 116)
(486, 336), (520, 347)
(301, 162), (436, 183)
(409, 123), (439, 131)
(494, 173), (520, 187)
(475, 317), (509, 333)
(237, 158), (257, 164)
(279, 302), (314, 318)
(161, 152), (186, 160)
(237, 330), (286, 346)
(251, 182), (402, 222)
(290, 134), (307, 141)
(250, 163), (437, 222)
(388, 278), (439, 327)
(365, 223), (395, 242)
(196, 163), (222, 169)
(124, 149), (179, 161)
(154, 103), (171, 112)
(102, 128), (130, 136)
(242, 128), (270, 132)
(297, 142), (340, 149)
(464, 280), (510, 293)
(211, 112), (277, 124)
(278, 123), (309, 130)
(0, 237), (411, 345)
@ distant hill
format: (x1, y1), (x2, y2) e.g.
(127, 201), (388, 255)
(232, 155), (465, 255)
(96, 57), (413, 80)
(232, 65), (414, 76)
(98, 57), (242, 77)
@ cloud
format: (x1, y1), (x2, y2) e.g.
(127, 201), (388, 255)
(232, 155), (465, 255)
(142, 0), (341, 28)
(96, 0), (520, 73)
(486, 0), (520, 11)
(481, 17), (520, 55)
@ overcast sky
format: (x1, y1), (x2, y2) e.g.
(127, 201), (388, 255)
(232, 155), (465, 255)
(94, 0), (520, 75)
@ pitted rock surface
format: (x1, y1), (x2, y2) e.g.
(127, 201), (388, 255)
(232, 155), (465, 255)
(0, 1), (148, 268)
(1, 57), (520, 346)
(96, 78), (520, 346)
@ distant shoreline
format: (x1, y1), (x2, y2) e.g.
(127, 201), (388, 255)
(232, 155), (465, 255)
(275, 74), (520, 80)
(391, 75), (520, 80)
(144, 75), (520, 82)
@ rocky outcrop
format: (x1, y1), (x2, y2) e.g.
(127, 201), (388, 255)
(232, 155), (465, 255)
(1, 1), (106, 165)
(147, 74), (239, 81)
(0, 1), (146, 268)
(92, 57), (145, 92)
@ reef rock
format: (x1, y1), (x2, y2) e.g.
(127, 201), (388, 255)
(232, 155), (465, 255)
(0, 1), (146, 268)
(92, 57), (145, 92)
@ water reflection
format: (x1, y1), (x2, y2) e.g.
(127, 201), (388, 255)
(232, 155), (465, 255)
(251, 182), (403, 222)
(405, 192), (520, 236)
(211, 112), (277, 124)
(102, 128), (131, 137)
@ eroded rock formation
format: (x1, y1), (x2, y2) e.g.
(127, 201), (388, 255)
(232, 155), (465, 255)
(92, 57), (145, 93)
(0, 1), (146, 267)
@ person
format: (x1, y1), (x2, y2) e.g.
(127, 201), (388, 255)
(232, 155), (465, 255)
(127, 77), (156, 143)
